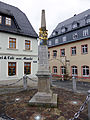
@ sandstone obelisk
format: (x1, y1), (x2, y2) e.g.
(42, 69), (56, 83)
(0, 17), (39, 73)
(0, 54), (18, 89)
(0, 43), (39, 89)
(29, 10), (57, 107)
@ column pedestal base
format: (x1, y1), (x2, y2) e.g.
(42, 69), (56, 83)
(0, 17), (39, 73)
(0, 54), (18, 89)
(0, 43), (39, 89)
(29, 92), (57, 107)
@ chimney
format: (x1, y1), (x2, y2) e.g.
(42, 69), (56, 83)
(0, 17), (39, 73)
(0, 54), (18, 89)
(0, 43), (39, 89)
(41, 9), (46, 30)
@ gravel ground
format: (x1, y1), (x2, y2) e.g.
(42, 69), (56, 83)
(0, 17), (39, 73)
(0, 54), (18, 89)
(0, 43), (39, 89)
(0, 87), (88, 120)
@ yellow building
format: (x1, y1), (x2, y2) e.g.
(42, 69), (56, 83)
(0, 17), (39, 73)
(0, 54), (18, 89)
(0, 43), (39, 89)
(48, 9), (90, 81)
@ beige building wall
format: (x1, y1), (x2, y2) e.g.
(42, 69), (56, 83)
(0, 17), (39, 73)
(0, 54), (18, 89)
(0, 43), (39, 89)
(48, 38), (90, 81)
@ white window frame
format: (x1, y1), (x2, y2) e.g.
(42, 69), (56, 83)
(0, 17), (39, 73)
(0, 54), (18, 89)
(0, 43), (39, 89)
(61, 28), (65, 33)
(8, 62), (17, 77)
(82, 44), (88, 54)
(61, 49), (65, 56)
(53, 66), (57, 74)
(83, 29), (88, 36)
(5, 17), (11, 26)
(82, 66), (89, 77)
(53, 50), (57, 58)
(72, 66), (77, 76)
(62, 36), (66, 42)
(61, 66), (66, 75)
(55, 39), (58, 44)
(52, 32), (56, 36)
(48, 41), (52, 45)
(71, 47), (76, 55)
(24, 40), (32, 51)
(86, 19), (90, 24)
(8, 37), (18, 49)
(72, 24), (77, 29)
(73, 33), (78, 40)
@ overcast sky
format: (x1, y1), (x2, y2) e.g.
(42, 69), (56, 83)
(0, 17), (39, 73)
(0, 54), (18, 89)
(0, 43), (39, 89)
(0, 0), (90, 36)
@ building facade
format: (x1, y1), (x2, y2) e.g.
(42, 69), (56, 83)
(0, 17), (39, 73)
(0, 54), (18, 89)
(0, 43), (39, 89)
(0, 2), (38, 81)
(48, 9), (90, 81)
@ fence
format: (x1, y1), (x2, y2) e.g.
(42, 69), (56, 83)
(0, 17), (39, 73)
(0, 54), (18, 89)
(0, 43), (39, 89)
(69, 90), (90, 120)
(0, 75), (90, 120)
(0, 75), (38, 95)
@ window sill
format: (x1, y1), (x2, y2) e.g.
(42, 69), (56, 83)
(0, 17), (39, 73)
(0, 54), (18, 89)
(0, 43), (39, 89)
(60, 55), (65, 57)
(81, 52), (88, 55)
(7, 48), (18, 51)
(8, 75), (18, 78)
(72, 75), (78, 77)
(23, 49), (32, 52)
(82, 75), (89, 77)
(71, 54), (76, 56)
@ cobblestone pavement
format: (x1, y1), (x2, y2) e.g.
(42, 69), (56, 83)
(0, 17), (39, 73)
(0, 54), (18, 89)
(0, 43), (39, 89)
(52, 79), (90, 94)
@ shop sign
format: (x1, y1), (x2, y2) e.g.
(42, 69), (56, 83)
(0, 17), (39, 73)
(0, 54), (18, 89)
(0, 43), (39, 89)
(0, 56), (33, 60)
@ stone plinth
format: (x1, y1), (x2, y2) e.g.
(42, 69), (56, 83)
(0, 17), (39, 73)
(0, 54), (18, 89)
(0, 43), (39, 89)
(29, 45), (57, 107)
(29, 92), (57, 107)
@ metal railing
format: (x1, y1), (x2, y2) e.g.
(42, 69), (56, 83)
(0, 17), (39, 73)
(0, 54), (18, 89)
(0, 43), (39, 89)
(69, 90), (90, 120)
(0, 75), (90, 120)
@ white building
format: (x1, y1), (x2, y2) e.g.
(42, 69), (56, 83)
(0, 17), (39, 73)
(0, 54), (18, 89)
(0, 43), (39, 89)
(0, 2), (38, 82)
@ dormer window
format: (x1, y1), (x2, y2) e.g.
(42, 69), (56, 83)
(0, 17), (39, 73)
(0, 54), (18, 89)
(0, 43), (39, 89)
(52, 31), (58, 36)
(5, 17), (11, 26)
(86, 18), (90, 24)
(85, 15), (90, 24)
(73, 24), (77, 28)
(55, 39), (58, 44)
(61, 26), (67, 33)
(0, 16), (2, 24)
(48, 41), (52, 46)
(61, 28), (65, 33)
(72, 21), (79, 29)
(52, 32), (56, 36)
(73, 33), (78, 40)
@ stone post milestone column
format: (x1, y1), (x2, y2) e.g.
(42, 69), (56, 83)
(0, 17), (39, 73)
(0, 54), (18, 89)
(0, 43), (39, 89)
(29, 10), (57, 107)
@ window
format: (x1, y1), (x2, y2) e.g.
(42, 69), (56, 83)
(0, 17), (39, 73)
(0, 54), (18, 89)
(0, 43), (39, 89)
(8, 62), (16, 76)
(83, 29), (88, 36)
(55, 39), (58, 44)
(53, 66), (57, 74)
(52, 31), (58, 36)
(24, 62), (31, 75)
(71, 66), (77, 76)
(25, 40), (30, 50)
(71, 47), (76, 55)
(5, 17), (11, 26)
(61, 66), (66, 75)
(72, 24), (77, 29)
(52, 32), (56, 36)
(0, 16), (2, 24)
(48, 51), (50, 59)
(81, 44), (88, 54)
(9, 38), (16, 49)
(86, 19), (90, 24)
(53, 50), (57, 58)
(61, 28), (65, 33)
(60, 49), (65, 56)
(73, 33), (78, 39)
(82, 66), (89, 77)
(61, 27), (67, 33)
(48, 41), (52, 45)
(62, 36), (66, 42)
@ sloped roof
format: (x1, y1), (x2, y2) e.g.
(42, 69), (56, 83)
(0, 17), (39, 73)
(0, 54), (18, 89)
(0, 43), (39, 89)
(0, 1), (38, 38)
(49, 9), (90, 38)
